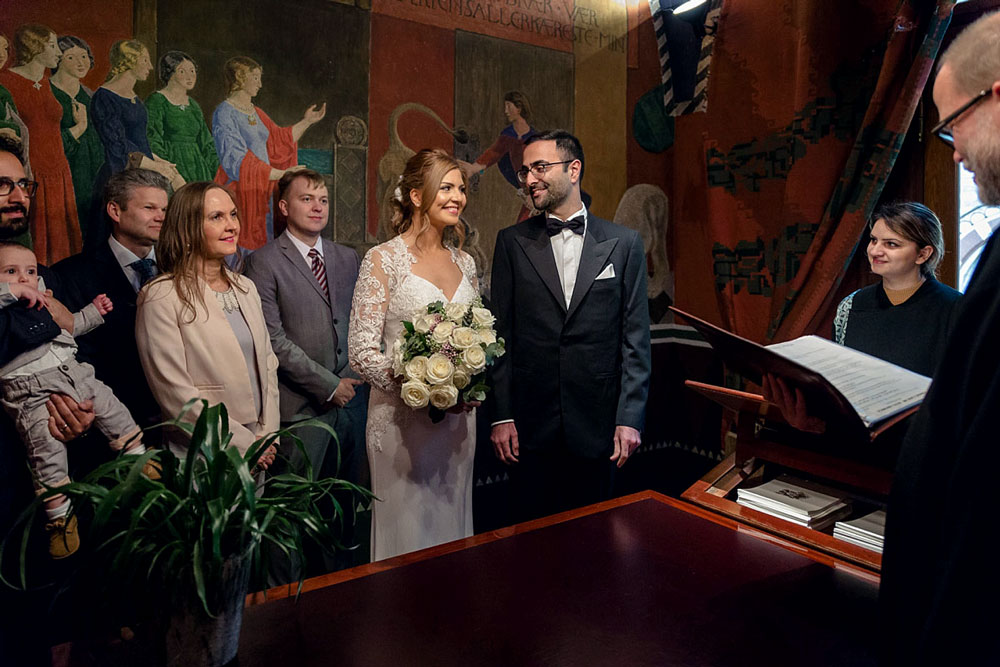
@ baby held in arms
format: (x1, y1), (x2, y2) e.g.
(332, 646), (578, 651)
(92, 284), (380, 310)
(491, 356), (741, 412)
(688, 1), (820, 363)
(0, 242), (155, 559)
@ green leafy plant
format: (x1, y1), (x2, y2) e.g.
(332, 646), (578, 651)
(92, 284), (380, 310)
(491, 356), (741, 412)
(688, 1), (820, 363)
(1, 399), (373, 617)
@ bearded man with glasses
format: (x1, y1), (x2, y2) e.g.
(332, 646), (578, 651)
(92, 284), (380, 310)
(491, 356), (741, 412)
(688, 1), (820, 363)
(880, 10), (1000, 666)
(489, 129), (651, 523)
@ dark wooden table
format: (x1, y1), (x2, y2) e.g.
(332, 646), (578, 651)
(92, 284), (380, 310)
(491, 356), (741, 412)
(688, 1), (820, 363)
(239, 491), (880, 666)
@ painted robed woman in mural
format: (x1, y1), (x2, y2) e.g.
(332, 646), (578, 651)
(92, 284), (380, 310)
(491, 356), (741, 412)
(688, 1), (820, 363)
(459, 90), (538, 222)
(91, 39), (183, 227)
(146, 51), (219, 183)
(50, 35), (106, 244)
(0, 33), (25, 143)
(0, 24), (82, 264)
(212, 55), (325, 249)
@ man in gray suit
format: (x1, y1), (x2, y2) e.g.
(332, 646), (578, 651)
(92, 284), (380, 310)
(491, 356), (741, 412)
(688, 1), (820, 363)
(244, 169), (368, 576)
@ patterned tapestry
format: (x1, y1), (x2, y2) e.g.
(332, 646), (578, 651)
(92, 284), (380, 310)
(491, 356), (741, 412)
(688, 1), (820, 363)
(672, 0), (955, 343)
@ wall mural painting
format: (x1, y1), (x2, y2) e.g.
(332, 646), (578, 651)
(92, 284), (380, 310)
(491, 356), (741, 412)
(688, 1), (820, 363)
(5, 0), (670, 290)
(453, 29), (574, 289)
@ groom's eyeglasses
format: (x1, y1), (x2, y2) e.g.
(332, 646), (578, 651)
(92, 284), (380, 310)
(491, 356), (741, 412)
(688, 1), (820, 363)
(516, 160), (574, 184)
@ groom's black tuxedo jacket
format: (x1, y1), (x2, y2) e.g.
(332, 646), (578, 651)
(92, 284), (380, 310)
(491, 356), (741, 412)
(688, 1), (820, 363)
(490, 212), (651, 458)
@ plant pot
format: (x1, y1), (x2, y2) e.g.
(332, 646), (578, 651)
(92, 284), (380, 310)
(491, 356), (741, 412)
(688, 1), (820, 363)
(164, 552), (252, 667)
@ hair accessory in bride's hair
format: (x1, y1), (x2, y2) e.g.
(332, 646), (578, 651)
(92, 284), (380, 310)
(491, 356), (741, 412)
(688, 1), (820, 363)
(393, 174), (404, 204)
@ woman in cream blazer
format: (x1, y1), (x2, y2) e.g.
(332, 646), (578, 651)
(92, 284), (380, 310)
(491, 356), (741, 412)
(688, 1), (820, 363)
(136, 181), (278, 460)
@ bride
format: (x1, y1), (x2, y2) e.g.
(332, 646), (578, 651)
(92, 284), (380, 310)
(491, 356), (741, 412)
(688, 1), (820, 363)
(348, 149), (479, 561)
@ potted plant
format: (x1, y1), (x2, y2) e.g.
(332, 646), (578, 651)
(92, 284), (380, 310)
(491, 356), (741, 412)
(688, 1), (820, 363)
(1, 399), (372, 667)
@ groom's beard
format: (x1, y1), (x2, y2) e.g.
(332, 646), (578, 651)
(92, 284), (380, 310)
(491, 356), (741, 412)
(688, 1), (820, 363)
(0, 203), (29, 240)
(529, 179), (570, 212)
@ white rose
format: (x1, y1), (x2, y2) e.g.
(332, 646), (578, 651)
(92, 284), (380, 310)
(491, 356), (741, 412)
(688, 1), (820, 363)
(400, 380), (430, 409)
(429, 384), (459, 410)
(404, 355), (429, 382)
(451, 327), (479, 350)
(413, 314), (434, 334)
(462, 346), (487, 373)
(425, 353), (455, 385)
(478, 329), (497, 346)
(471, 307), (495, 327)
(432, 320), (456, 344)
(444, 302), (469, 322)
(452, 368), (471, 390)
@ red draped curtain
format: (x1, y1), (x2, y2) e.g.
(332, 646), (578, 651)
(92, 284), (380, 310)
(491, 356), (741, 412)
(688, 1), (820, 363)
(672, 0), (955, 343)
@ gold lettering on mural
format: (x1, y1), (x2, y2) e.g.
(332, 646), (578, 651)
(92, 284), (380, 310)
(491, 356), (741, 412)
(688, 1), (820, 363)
(379, 0), (626, 54)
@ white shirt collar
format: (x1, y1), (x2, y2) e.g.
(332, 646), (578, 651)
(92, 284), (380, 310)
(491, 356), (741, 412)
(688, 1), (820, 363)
(285, 229), (323, 264)
(108, 234), (156, 269)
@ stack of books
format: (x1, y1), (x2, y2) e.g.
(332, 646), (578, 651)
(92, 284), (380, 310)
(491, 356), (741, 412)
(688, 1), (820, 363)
(833, 510), (886, 553)
(736, 476), (851, 531)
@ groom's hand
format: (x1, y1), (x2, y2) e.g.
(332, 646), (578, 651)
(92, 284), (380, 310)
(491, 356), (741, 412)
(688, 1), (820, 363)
(610, 425), (641, 468)
(491, 422), (519, 464)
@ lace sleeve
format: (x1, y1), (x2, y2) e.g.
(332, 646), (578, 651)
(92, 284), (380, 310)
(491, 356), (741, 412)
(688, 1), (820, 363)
(349, 247), (396, 392)
(457, 249), (479, 293)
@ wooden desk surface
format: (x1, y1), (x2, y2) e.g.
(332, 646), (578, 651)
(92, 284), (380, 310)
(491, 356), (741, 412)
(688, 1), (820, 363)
(239, 492), (879, 666)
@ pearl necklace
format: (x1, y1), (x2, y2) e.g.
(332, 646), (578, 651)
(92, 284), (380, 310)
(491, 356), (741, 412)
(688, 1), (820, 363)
(227, 98), (258, 125)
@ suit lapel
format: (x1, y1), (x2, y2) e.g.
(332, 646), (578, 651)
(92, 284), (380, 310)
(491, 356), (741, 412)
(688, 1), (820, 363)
(97, 241), (141, 303)
(279, 234), (329, 304)
(514, 217), (567, 313)
(566, 217), (618, 321)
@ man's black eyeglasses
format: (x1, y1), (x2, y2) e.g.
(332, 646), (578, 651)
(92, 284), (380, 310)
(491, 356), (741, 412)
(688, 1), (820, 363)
(931, 89), (990, 147)
(0, 178), (38, 197)
(516, 160), (574, 184)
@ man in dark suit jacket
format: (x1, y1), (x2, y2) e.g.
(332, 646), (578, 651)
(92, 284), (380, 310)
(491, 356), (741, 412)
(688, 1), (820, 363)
(1, 136), (97, 666)
(244, 169), (367, 577)
(490, 130), (651, 523)
(52, 169), (169, 433)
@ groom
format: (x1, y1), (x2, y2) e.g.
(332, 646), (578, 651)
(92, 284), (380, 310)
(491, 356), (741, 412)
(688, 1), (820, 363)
(490, 129), (651, 523)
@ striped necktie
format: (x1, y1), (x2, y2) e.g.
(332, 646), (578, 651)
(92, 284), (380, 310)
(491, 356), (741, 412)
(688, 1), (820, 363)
(308, 248), (329, 299)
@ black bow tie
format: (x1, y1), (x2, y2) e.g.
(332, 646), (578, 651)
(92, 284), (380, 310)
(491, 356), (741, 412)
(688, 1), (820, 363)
(546, 216), (585, 237)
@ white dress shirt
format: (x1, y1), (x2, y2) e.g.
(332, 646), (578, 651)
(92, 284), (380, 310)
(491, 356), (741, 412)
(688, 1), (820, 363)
(108, 235), (157, 294)
(548, 204), (588, 309)
(285, 229), (323, 269)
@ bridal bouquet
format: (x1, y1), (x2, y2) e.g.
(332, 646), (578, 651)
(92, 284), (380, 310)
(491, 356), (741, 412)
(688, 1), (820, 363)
(393, 298), (505, 415)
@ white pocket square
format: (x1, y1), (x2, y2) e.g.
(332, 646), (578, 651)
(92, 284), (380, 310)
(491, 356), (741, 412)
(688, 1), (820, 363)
(596, 264), (616, 280)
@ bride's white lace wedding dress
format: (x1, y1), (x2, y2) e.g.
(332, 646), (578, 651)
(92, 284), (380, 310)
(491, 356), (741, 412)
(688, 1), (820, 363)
(348, 236), (478, 561)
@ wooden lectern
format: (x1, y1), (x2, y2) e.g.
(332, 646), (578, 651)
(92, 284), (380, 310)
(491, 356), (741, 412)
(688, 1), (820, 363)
(670, 308), (915, 574)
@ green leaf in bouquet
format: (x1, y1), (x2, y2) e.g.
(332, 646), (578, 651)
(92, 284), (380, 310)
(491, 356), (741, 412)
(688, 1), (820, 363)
(403, 320), (415, 335)
(427, 301), (445, 315)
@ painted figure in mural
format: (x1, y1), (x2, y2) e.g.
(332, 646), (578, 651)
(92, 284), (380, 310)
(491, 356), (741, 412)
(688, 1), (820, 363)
(91, 39), (183, 238)
(459, 90), (538, 222)
(50, 35), (106, 245)
(212, 56), (324, 249)
(0, 33), (25, 143)
(147, 51), (219, 184)
(613, 184), (674, 324)
(375, 102), (472, 241)
(0, 24), (83, 265)
(349, 149), (479, 561)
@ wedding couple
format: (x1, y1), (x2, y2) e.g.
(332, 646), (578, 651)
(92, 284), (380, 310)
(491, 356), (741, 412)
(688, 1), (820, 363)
(348, 130), (651, 561)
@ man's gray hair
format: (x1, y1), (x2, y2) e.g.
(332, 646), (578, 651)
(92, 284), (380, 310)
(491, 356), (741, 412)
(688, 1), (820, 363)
(940, 10), (1000, 95)
(104, 168), (170, 209)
